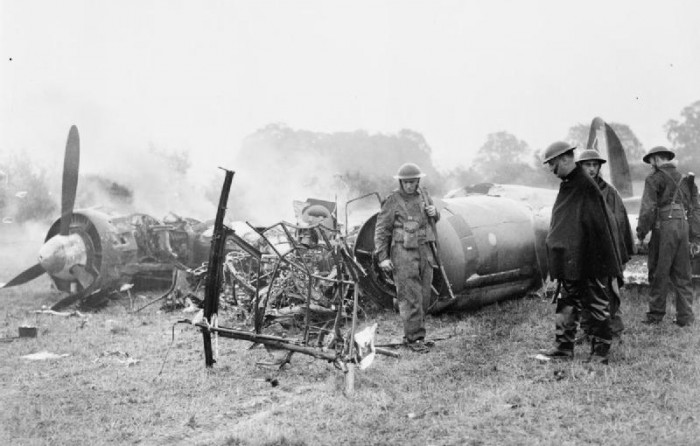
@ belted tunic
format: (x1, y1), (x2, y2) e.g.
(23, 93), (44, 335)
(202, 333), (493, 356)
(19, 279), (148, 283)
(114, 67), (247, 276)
(374, 188), (439, 342)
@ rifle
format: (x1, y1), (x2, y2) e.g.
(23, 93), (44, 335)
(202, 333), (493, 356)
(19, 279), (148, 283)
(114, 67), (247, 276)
(418, 186), (457, 306)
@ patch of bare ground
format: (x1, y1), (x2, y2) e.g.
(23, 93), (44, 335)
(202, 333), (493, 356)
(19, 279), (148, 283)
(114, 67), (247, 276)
(2, 280), (700, 445)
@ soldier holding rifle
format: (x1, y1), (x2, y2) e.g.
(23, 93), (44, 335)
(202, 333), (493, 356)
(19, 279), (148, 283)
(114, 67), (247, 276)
(375, 163), (440, 352)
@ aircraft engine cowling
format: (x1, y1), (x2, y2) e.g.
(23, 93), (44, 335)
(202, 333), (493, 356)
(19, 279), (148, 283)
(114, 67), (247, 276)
(42, 209), (137, 293)
(354, 195), (548, 313)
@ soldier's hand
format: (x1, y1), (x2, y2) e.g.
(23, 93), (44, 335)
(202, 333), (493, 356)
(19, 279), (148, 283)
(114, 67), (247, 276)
(425, 205), (437, 217)
(378, 259), (393, 272)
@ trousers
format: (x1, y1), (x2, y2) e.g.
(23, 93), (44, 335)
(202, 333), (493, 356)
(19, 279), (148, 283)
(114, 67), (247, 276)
(391, 242), (434, 342)
(647, 219), (695, 324)
(555, 278), (612, 350)
(580, 277), (624, 336)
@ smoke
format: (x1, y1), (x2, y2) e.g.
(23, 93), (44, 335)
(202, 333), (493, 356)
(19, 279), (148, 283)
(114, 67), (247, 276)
(0, 221), (48, 279)
(78, 145), (217, 221)
(224, 124), (447, 228)
(2, 123), (458, 243)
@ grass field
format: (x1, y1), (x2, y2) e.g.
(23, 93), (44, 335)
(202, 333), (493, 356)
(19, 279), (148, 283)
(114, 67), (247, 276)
(1, 273), (699, 445)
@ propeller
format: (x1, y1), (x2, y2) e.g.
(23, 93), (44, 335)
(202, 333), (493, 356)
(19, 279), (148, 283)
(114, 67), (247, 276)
(60, 125), (80, 236)
(0, 263), (45, 288)
(2, 126), (83, 290)
(604, 123), (633, 198)
(586, 117), (633, 198)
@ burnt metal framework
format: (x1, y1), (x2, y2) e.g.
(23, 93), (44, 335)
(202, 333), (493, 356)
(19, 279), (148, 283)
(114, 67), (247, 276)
(197, 170), (395, 373)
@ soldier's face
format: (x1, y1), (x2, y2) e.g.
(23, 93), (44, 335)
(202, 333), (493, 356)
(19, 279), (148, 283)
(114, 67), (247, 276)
(581, 161), (601, 179)
(547, 157), (562, 177)
(401, 179), (420, 194)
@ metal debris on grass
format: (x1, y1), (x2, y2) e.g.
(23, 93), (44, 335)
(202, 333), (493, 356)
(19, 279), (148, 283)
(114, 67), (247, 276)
(21, 351), (70, 361)
(174, 170), (395, 396)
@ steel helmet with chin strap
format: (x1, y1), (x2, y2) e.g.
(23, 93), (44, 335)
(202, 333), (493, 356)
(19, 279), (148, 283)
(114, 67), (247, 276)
(642, 146), (675, 164)
(393, 163), (426, 180)
(576, 149), (607, 165)
(542, 141), (576, 164)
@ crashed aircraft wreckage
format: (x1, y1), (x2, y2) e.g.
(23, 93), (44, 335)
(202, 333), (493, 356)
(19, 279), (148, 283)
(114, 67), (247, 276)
(3, 118), (697, 316)
(183, 170), (397, 395)
(0, 126), (237, 310)
(354, 117), (699, 313)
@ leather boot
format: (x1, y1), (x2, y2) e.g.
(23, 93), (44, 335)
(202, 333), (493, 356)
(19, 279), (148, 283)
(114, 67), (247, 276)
(587, 339), (610, 365)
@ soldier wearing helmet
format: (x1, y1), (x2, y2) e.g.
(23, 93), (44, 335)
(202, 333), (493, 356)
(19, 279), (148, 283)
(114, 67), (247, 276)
(575, 149), (635, 339)
(637, 146), (695, 326)
(539, 142), (622, 364)
(374, 162), (439, 351)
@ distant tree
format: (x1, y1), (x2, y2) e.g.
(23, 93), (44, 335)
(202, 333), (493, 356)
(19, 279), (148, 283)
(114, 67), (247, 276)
(531, 149), (561, 188)
(443, 166), (483, 191)
(565, 124), (588, 150)
(665, 100), (700, 174)
(226, 124), (448, 221)
(472, 131), (540, 185)
(0, 153), (56, 223)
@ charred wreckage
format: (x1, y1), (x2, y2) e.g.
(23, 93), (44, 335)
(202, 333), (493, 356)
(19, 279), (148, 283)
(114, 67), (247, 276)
(3, 123), (700, 391)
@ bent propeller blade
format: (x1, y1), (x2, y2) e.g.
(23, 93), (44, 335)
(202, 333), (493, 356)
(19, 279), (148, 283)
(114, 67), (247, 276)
(60, 125), (80, 236)
(605, 123), (633, 198)
(1, 263), (45, 288)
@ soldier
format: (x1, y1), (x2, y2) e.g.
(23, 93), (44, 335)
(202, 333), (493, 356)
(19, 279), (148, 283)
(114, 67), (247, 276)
(576, 149), (635, 338)
(636, 146), (695, 326)
(375, 163), (439, 352)
(539, 142), (622, 364)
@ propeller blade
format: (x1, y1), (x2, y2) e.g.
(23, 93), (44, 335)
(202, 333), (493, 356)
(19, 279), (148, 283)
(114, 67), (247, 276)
(69, 264), (97, 290)
(1, 263), (45, 288)
(50, 283), (98, 311)
(60, 125), (80, 236)
(605, 123), (633, 198)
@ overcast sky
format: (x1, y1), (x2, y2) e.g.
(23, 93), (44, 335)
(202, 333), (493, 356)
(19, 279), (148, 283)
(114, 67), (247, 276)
(2, 0), (699, 181)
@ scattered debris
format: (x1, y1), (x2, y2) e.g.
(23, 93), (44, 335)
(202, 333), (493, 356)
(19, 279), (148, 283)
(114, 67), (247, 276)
(180, 171), (392, 396)
(34, 308), (86, 318)
(21, 351), (70, 361)
(18, 325), (37, 338)
(93, 350), (140, 366)
(353, 323), (377, 370)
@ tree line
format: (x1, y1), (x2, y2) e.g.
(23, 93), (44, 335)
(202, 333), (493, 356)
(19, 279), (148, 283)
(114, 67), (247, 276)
(2, 100), (699, 224)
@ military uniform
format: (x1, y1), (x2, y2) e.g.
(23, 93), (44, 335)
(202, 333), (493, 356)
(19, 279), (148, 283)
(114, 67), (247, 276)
(580, 176), (634, 336)
(375, 189), (438, 342)
(637, 162), (695, 325)
(546, 165), (622, 358)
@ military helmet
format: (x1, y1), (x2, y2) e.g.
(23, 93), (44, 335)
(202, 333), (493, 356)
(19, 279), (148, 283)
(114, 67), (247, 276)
(542, 141), (576, 164)
(393, 162), (426, 180)
(576, 149), (607, 165)
(643, 146), (675, 164)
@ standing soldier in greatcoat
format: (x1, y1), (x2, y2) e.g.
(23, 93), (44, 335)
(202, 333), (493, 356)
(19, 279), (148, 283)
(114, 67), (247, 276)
(576, 149), (635, 338)
(539, 142), (622, 364)
(636, 146), (695, 326)
(375, 163), (439, 352)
